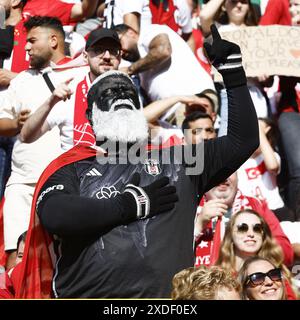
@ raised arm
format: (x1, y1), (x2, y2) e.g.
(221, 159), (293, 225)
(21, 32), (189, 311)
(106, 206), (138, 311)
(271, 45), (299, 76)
(143, 95), (197, 123)
(258, 119), (280, 174)
(198, 25), (259, 191)
(71, 0), (99, 21)
(123, 12), (141, 33)
(199, 0), (224, 37)
(20, 78), (73, 143)
(126, 33), (172, 76)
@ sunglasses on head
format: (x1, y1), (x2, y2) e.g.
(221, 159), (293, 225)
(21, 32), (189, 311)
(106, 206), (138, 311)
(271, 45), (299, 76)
(236, 223), (264, 234)
(245, 268), (282, 287)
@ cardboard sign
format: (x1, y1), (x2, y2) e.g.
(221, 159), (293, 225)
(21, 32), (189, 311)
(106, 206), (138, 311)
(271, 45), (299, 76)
(215, 25), (300, 78)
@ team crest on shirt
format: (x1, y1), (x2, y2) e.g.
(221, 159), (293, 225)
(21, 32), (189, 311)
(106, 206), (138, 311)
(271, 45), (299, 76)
(144, 159), (161, 176)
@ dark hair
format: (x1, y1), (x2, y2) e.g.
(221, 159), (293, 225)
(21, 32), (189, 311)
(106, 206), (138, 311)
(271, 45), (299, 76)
(216, 1), (258, 26)
(21, 0), (28, 6)
(24, 16), (65, 39)
(113, 24), (132, 35)
(182, 111), (213, 132)
(17, 231), (27, 251)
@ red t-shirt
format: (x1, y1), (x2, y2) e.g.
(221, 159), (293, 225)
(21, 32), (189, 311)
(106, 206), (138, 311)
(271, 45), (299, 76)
(6, 1), (75, 73)
(23, 0), (75, 24)
(259, 0), (291, 26)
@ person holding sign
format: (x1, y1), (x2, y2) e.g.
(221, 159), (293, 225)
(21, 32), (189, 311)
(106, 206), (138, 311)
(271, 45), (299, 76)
(200, 0), (271, 123)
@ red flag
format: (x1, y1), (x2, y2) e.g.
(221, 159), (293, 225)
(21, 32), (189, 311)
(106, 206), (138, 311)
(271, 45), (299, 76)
(209, 216), (222, 266)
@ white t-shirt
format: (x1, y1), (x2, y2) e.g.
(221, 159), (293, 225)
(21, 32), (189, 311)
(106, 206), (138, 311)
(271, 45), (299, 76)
(47, 72), (95, 151)
(103, 0), (152, 30)
(237, 153), (284, 210)
(0, 66), (85, 185)
(280, 221), (300, 244)
(173, 0), (193, 35)
(138, 24), (215, 101)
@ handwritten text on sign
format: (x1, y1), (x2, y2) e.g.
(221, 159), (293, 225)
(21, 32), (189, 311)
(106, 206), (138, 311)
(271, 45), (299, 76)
(219, 25), (300, 77)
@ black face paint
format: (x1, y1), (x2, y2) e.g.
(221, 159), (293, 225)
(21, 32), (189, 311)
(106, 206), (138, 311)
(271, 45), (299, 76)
(87, 74), (140, 116)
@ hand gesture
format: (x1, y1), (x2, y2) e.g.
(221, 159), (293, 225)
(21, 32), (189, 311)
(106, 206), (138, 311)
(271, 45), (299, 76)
(195, 199), (228, 232)
(124, 173), (178, 219)
(49, 78), (74, 107)
(204, 25), (246, 88)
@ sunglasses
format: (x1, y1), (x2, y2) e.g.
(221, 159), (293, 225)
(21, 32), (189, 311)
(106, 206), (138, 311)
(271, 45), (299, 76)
(88, 46), (121, 57)
(235, 223), (264, 234)
(245, 268), (282, 287)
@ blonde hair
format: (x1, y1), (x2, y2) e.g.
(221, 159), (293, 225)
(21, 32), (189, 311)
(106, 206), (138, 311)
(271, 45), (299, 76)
(215, 209), (284, 271)
(171, 265), (241, 300)
(238, 256), (287, 300)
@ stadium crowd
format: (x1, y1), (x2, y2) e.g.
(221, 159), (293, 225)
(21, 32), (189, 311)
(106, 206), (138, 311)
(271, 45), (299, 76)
(0, 0), (300, 300)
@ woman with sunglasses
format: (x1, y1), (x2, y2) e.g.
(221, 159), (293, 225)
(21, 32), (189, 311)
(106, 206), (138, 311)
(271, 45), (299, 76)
(199, 0), (258, 38)
(215, 209), (297, 299)
(215, 209), (284, 272)
(238, 256), (297, 300)
(199, 0), (270, 131)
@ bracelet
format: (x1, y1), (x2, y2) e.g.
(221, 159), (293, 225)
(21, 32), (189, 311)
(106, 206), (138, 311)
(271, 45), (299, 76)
(124, 184), (150, 219)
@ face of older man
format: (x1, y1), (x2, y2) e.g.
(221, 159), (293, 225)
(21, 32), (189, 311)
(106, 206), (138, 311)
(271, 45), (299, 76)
(87, 72), (148, 144)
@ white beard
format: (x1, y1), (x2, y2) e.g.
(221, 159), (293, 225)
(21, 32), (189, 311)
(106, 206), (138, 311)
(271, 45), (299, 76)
(92, 104), (149, 144)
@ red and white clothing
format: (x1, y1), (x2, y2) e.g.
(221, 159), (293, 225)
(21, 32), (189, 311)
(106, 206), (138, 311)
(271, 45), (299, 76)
(22, 0), (75, 23)
(0, 61), (85, 250)
(150, 0), (193, 36)
(237, 153), (284, 210)
(47, 72), (95, 151)
(3, 1), (75, 74)
(103, 0), (152, 30)
(192, 28), (211, 76)
(0, 0), (77, 104)
(259, 0), (291, 26)
(194, 191), (294, 268)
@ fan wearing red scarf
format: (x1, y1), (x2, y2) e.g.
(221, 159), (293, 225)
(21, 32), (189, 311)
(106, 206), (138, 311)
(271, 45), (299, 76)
(16, 25), (259, 298)
(194, 172), (294, 268)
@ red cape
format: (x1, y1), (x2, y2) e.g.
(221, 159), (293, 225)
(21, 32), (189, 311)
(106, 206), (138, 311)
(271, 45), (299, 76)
(15, 145), (97, 298)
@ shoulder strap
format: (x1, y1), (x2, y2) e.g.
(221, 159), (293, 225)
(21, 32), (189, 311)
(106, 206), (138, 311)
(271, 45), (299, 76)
(42, 72), (55, 93)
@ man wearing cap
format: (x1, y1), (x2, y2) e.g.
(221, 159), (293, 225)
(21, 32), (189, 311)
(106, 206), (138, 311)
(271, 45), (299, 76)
(0, 16), (86, 269)
(20, 28), (122, 151)
(17, 26), (259, 298)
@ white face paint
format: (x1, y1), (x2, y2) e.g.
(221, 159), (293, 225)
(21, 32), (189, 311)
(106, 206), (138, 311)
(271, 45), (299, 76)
(92, 103), (149, 144)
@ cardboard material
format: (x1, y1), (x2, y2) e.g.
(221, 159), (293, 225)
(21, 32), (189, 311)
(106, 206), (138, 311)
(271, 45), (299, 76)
(214, 25), (300, 80)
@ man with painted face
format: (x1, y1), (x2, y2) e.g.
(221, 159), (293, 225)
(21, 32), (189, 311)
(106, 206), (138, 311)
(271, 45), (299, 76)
(17, 25), (259, 298)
